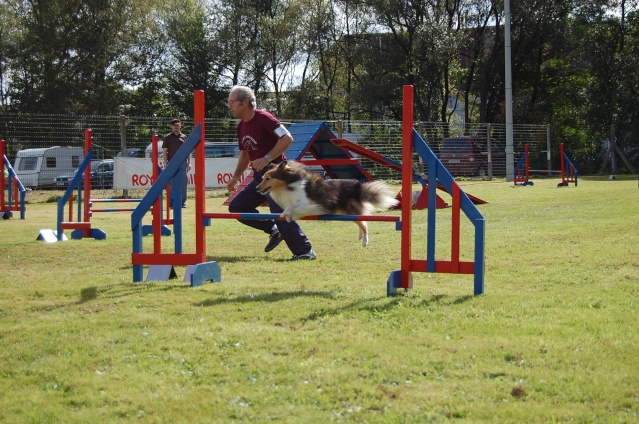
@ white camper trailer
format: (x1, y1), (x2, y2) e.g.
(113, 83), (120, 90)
(14, 146), (84, 188)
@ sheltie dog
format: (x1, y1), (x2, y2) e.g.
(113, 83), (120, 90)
(256, 161), (398, 247)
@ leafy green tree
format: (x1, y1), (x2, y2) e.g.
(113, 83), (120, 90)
(507, 0), (575, 124)
(160, 0), (228, 117)
(216, 0), (308, 115)
(0, 5), (20, 111)
(345, 0), (471, 121)
(216, 0), (258, 89)
(282, 0), (361, 120)
(0, 0), (637, 177)
(258, 0), (306, 115)
(6, 0), (160, 114)
(617, 7), (639, 136)
(109, 5), (171, 116)
(7, 0), (84, 113)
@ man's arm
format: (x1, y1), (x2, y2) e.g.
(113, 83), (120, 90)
(252, 133), (293, 172)
(268, 133), (293, 159)
(162, 147), (169, 166)
(183, 134), (191, 170)
(227, 150), (251, 191)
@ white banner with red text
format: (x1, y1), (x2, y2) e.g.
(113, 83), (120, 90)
(114, 157), (251, 189)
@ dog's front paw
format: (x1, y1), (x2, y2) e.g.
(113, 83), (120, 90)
(359, 228), (369, 247)
(280, 211), (293, 222)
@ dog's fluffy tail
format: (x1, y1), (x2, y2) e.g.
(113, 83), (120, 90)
(361, 181), (399, 211)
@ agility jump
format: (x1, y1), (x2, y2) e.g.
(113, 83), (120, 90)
(1, 139), (27, 220)
(387, 85), (485, 295)
(130, 86), (486, 295)
(514, 143), (578, 187)
(130, 91), (401, 286)
(557, 143), (578, 186)
(43, 129), (168, 242)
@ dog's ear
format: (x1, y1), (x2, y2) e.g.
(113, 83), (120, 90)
(278, 161), (288, 170)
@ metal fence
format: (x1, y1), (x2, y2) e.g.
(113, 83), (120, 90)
(0, 112), (610, 182)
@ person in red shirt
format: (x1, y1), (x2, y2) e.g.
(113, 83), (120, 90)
(226, 85), (316, 260)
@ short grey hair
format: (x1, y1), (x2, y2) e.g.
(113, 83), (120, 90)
(231, 85), (257, 108)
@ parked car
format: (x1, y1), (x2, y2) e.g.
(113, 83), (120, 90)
(205, 142), (239, 158)
(439, 136), (506, 177)
(91, 159), (114, 188)
(144, 141), (239, 159)
(117, 148), (145, 158)
(53, 159), (114, 189)
(54, 160), (98, 188)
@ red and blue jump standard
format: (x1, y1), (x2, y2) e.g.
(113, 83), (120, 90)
(1, 139), (27, 220)
(386, 85), (485, 296)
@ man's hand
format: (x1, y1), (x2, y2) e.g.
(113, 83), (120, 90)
(227, 176), (238, 192)
(251, 157), (271, 172)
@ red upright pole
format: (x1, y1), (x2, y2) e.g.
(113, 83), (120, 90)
(401, 86), (413, 289)
(451, 183), (461, 273)
(68, 190), (74, 222)
(194, 90), (206, 261)
(560, 143), (566, 186)
(151, 134), (162, 254)
(524, 143), (530, 183)
(12, 180), (18, 210)
(83, 129), (93, 237)
(0, 140), (6, 212)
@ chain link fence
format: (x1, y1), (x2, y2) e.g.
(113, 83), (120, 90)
(1, 113), (632, 183)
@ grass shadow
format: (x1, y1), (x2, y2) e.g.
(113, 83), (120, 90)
(302, 297), (399, 322)
(116, 255), (261, 272)
(80, 286), (98, 302)
(205, 255), (265, 264)
(415, 293), (475, 307)
(302, 293), (476, 322)
(77, 281), (190, 303)
(196, 290), (336, 306)
(452, 294), (475, 304)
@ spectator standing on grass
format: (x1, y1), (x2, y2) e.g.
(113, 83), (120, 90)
(162, 118), (191, 208)
(226, 85), (316, 260)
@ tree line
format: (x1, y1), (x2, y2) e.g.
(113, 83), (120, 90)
(1, 0), (638, 164)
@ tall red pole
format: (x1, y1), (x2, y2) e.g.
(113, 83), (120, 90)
(560, 143), (566, 186)
(151, 136), (172, 224)
(401, 86), (413, 289)
(194, 90), (206, 261)
(151, 134), (162, 254)
(524, 143), (530, 182)
(83, 129), (92, 237)
(0, 140), (6, 211)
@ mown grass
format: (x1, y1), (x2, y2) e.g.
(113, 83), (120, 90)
(1, 176), (638, 423)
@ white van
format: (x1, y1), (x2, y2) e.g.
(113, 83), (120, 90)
(14, 146), (84, 188)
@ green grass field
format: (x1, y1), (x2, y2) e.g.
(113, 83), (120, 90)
(1, 176), (638, 423)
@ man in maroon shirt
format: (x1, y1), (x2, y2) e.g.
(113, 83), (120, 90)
(226, 85), (316, 260)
